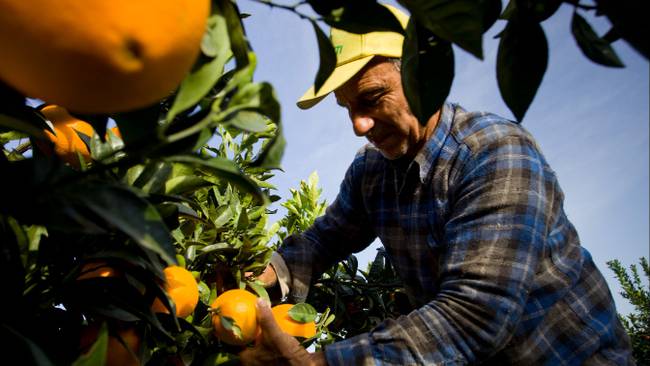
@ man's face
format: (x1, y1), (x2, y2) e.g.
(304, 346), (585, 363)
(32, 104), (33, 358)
(334, 58), (437, 160)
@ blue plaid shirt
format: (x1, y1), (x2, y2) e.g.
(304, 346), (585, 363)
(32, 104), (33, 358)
(274, 103), (633, 365)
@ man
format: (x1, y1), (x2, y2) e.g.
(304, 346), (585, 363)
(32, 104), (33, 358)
(240, 5), (634, 365)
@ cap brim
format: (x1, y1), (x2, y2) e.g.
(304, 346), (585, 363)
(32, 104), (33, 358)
(296, 55), (375, 110)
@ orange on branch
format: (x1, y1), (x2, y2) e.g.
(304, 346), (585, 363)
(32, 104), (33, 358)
(210, 289), (259, 346)
(39, 104), (94, 167)
(0, 0), (210, 113)
(152, 265), (199, 318)
(37, 104), (122, 167)
(271, 304), (317, 339)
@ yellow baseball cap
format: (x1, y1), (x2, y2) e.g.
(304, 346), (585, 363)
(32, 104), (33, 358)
(296, 4), (409, 109)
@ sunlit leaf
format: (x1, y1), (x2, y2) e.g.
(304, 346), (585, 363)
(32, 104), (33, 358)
(168, 12), (233, 122)
(227, 111), (268, 133)
(247, 280), (270, 303)
(165, 155), (264, 202)
(288, 303), (318, 323)
(217, 0), (249, 68)
(220, 315), (243, 340)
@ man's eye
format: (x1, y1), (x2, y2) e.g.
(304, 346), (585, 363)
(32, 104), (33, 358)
(361, 97), (380, 107)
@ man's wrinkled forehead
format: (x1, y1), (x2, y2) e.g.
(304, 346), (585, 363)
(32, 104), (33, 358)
(334, 59), (393, 104)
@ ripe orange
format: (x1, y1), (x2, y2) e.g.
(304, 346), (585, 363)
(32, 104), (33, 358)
(211, 289), (259, 346)
(0, 0), (210, 113)
(152, 265), (199, 318)
(39, 104), (94, 167)
(79, 324), (141, 366)
(37, 104), (121, 167)
(271, 304), (317, 339)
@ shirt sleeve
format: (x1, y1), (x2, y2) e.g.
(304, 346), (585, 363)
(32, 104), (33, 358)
(277, 151), (376, 303)
(323, 134), (561, 365)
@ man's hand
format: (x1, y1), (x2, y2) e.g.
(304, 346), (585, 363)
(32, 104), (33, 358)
(245, 264), (278, 288)
(239, 298), (327, 366)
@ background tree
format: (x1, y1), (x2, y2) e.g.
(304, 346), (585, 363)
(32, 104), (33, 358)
(607, 258), (650, 365)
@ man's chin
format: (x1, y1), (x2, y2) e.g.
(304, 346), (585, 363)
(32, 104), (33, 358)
(377, 147), (407, 160)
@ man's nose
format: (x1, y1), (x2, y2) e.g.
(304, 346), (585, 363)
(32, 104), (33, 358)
(351, 113), (374, 137)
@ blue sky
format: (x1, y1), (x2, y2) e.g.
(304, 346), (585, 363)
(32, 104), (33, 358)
(237, 1), (648, 315)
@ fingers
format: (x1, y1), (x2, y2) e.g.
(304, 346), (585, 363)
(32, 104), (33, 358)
(245, 265), (277, 288)
(256, 298), (283, 339)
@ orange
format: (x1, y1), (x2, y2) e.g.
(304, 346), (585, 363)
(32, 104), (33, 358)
(152, 265), (199, 318)
(271, 304), (317, 339)
(80, 324), (141, 366)
(0, 0), (210, 113)
(39, 104), (94, 167)
(37, 105), (121, 167)
(210, 289), (259, 346)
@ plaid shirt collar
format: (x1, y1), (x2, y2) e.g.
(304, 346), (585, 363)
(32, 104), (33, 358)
(408, 102), (456, 184)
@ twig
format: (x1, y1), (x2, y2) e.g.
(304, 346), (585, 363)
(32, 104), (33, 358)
(248, 0), (321, 22)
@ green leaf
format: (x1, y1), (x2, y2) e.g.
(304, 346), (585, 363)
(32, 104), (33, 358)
(72, 323), (108, 366)
(203, 352), (240, 366)
(164, 175), (211, 195)
(78, 184), (176, 264)
(309, 0), (405, 35)
(368, 250), (385, 280)
(571, 12), (624, 68)
(226, 82), (281, 124)
(168, 13), (233, 123)
(0, 113), (49, 140)
(247, 280), (270, 303)
(288, 303), (318, 323)
(164, 155), (264, 203)
(480, 0), (502, 31)
(593, 0), (647, 59)
(401, 20), (454, 125)
(202, 13), (231, 57)
(236, 207), (249, 230)
(217, 0), (249, 68)
(311, 21), (337, 94)
(199, 243), (232, 254)
(496, 17), (548, 121)
(220, 315), (243, 340)
(227, 111), (268, 133)
(529, 0), (562, 22)
(251, 130), (285, 170)
(131, 161), (173, 194)
(112, 103), (161, 148)
(400, 0), (484, 59)
(198, 281), (211, 304)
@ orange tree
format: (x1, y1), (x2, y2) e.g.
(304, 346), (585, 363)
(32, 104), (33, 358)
(0, 0), (292, 363)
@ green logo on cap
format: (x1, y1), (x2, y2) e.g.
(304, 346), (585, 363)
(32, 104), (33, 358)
(334, 45), (343, 55)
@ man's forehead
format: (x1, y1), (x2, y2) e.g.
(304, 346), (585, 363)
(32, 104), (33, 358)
(335, 62), (393, 102)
